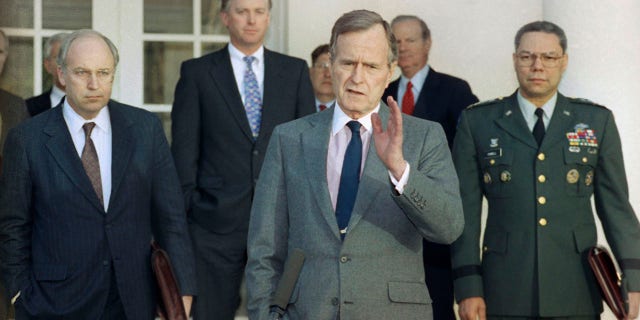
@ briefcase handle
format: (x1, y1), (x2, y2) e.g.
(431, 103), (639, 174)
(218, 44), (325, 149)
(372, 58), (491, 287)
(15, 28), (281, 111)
(151, 240), (187, 320)
(588, 246), (627, 320)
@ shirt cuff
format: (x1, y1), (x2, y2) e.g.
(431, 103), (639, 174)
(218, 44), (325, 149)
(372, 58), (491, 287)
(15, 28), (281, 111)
(11, 291), (20, 305)
(389, 162), (410, 194)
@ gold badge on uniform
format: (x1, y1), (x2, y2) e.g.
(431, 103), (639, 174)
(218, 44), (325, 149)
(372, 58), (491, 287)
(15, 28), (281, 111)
(500, 170), (511, 182)
(483, 172), (492, 184)
(585, 170), (594, 186)
(566, 169), (579, 184)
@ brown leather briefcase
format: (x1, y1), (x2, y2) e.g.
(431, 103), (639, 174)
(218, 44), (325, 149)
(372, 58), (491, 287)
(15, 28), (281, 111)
(151, 240), (187, 320)
(588, 246), (627, 320)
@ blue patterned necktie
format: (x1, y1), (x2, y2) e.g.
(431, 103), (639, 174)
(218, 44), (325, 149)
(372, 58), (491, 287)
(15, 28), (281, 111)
(243, 56), (262, 139)
(335, 121), (362, 240)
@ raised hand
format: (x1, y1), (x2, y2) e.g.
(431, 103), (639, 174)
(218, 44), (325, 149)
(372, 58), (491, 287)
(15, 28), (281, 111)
(371, 96), (407, 180)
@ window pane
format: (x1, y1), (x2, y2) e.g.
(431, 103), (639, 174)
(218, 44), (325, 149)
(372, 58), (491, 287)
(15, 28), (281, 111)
(43, 0), (92, 29)
(144, 0), (193, 34)
(202, 0), (227, 35)
(203, 42), (226, 55)
(0, 1), (34, 28)
(0, 37), (34, 99)
(144, 41), (192, 104)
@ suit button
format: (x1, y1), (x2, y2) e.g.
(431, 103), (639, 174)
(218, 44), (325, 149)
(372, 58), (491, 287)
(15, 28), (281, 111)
(582, 157), (588, 163)
(538, 196), (546, 205)
(331, 297), (339, 306)
(538, 175), (546, 183)
(340, 256), (348, 263)
(539, 218), (548, 226)
(253, 150), (259, 156)
(483, 246), (488, 252)
(537, 153), (545, 161)
(489, 159), (496, 165)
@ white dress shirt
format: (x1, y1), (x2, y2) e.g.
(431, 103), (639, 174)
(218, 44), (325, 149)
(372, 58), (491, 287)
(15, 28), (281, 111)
(62, 102), (112, 210)
(228, 43), (265, 105)
(398, 64), (430, 105)
(50, 85), (65, 108)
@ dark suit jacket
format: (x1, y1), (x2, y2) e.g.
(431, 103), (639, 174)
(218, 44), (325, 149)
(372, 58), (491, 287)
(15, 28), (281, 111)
(451, 93), (640, 316)
(383, 68), (478, 148)
(25, 89), (53, 117)
(171, 45), (315, 234)
(0, 88), (29, 158)
(0, 100), (196, 319)
(246, 105), (464, 319)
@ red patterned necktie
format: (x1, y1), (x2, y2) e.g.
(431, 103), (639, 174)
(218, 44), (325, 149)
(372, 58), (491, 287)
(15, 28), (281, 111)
(401, 81), (415, 115)
(82, 122), (103, 206)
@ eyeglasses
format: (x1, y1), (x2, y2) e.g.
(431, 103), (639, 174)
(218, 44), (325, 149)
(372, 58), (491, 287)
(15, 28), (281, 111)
(515, 52), (564, 68)
(313, 62), (330, 70)
(68, 67), (114, 83)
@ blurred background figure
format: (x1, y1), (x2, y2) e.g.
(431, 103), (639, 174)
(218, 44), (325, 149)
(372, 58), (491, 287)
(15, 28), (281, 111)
(26, 32), (70, 116)
(383, 15), (478, 320)
(0, 27), (29, 320)
(309, 44), (335, 111)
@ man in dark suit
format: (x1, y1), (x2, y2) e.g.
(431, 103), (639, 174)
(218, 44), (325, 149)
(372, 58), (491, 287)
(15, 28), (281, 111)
(452, 21), (640, 320)
(0, 29), (196, 319)
(246, 10), (463, 320)
(382, 15), (478, 320)
(0, 28), (30, 320)
(170, 0), (315, 318)
(25, 33), (69, 117)
(309, 44), (335, 112)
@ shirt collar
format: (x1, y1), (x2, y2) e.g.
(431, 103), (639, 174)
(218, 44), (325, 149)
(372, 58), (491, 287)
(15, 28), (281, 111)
(51, 85), (65, 105)
(399, 64), (430, 91)
(62, 100), (111, 135)
(331, 102), (380, 136)
(517, 89), (557, 121)
(228, 42), (264, 64)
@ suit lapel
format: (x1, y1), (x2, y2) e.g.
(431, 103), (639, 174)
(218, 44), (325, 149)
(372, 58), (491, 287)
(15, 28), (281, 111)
(210, 47), (254, 141)
(108, 101), (134, 210)
(44, 107), (104, 211)
(540, 94), (575, 149)
(495, 94), (539, 149)
(302, 110), (338, 237)
(413, 69), (440, 119)
(261, 49), (284, 141)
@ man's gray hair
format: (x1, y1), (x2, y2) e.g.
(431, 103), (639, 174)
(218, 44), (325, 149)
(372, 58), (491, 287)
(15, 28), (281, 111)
(221, 0), (272, 12)
(390, 15), (431, 41)
(329, 10), (398, 65)
(515, 21), (567, 53)
(44, 32), (70, 59)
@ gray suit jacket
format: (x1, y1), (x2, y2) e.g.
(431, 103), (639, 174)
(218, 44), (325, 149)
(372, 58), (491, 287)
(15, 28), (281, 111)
(246, 105), (464, 319)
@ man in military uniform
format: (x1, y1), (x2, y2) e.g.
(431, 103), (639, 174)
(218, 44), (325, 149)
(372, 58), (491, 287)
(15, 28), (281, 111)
(452, 20), (640, 320)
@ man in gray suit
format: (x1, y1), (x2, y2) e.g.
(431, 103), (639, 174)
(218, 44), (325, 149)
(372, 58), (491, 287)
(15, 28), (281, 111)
(246, 10), (464, 320)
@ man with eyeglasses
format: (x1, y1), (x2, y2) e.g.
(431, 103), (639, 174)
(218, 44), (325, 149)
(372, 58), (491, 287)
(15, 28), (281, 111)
(309, 44), (335, 112)
(452, 20), (640, 320)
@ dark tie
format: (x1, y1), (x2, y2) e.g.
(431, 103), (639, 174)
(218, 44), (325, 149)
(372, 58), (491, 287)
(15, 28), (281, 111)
(401, 81), (415, 115)
(532, 108), (545, 146)
(243, 56), (262, 139)
(335, 121), (362, 240)
(82, 122), (103, 206)
(319, 104), (327, 111)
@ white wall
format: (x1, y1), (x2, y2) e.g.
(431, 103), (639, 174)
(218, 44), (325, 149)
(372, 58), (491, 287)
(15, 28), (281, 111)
(286, 2), (640, 319)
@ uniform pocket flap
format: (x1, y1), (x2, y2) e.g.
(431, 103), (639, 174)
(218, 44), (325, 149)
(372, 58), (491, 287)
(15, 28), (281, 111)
(33, 264), (68, 281)
(388, 281), (430, 304)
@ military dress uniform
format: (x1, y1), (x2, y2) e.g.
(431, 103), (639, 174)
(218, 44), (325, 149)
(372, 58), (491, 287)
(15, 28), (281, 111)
(451, 92), (640, 318)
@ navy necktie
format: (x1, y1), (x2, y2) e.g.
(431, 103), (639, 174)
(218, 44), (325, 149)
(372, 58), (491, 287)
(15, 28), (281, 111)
(533, 108), (545, 146)
(335, 121), (362, 240)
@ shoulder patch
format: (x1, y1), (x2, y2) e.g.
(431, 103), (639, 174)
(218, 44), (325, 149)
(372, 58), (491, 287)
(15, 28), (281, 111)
(466, 97), (505, 110)
(567, 97), (608, 110)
